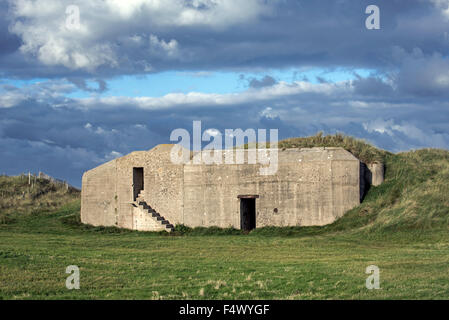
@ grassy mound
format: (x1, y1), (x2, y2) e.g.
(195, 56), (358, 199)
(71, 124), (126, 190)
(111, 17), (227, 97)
(278, 132), (389, 164)
(344, 148), (449, 233)
(0, 175), (80, 224)
(250, 148), (449, 237)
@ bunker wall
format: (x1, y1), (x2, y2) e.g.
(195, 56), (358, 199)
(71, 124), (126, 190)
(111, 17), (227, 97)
(182, 149), (360, 228)
(81, 160), (118, 227)
(115, 145), (184, 228)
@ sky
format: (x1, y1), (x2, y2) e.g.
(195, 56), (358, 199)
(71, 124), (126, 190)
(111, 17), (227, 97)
(1, 0), (449, 187)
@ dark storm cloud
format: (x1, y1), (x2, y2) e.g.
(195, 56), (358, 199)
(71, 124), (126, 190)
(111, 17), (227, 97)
(352, 76), (395, 97)
(1, 0), (448, 77)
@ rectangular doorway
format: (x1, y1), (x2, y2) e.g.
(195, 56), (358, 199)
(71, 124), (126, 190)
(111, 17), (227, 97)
(239, 196), (257, 231)
(133, 167), (144, 201)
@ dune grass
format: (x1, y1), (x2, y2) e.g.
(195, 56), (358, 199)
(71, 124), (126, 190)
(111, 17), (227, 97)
(244, 132), (388, 164)
(0, 175), (80, 225)
(278, 132), (389, 164)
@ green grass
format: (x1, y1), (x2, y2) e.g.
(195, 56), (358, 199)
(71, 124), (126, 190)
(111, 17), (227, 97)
(0, 144), (448, 299)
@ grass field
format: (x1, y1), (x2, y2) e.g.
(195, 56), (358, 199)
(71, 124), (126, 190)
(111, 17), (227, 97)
(1, 139), (449, 300)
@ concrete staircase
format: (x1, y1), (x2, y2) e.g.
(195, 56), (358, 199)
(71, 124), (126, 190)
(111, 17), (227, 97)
(136, 191), (174, 232)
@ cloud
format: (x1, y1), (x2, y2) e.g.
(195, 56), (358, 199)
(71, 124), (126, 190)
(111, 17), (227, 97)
(248, 75), (277, 88)
(68, 78), (108, 93)
(259, 107), (280, 120)
(5, 0), (270, 73)
(74, 80), (345, 110)
(394, 49), (449, 96)
(430, 0), (449, 18)
(149, 34), (180, 58)
(2, 0), (448, 77)
(363, 118), (449, 150)
(352, 76), (394, 97)
(0, 79), (77, 108)
(0, 87), (27, 108)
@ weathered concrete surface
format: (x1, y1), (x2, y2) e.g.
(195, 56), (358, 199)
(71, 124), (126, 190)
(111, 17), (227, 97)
(81, 144), (184, 231)
(183, 147), (359, 227)
(367, 162), (384, 186)
(81, 159), (117, 227)
(81, 145), (378, 230)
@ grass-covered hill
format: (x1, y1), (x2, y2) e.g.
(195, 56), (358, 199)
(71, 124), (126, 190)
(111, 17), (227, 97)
(0, 174), (80, 224)
(333, 148), (449, 233)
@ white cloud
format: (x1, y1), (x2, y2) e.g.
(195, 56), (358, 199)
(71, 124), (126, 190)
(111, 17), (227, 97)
(103, 150), (123, 162)
(7, 0), (270, 71)
(259, 107), (279, 119)
(363, 118), (448, 150)
(363, 118), (396, 135)
(76, 80), (348, 110)
(0, 80), (77, 108)
(149, 34), (179, 58)
(430, 0), (449, 18)
(0, 90), (27, 108)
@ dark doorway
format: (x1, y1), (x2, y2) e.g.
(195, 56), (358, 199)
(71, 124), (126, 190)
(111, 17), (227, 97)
(133, 167), (144, 201)
(240, 197), (256, 231)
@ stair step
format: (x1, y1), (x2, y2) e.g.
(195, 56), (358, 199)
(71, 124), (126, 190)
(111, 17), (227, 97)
(136, 198), (172, 233)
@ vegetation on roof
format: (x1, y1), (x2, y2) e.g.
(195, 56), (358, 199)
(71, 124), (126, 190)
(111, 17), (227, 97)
(278, 132), (389, 164)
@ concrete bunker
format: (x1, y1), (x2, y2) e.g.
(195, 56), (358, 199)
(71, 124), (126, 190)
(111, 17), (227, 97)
(81, 144), (383, 232)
